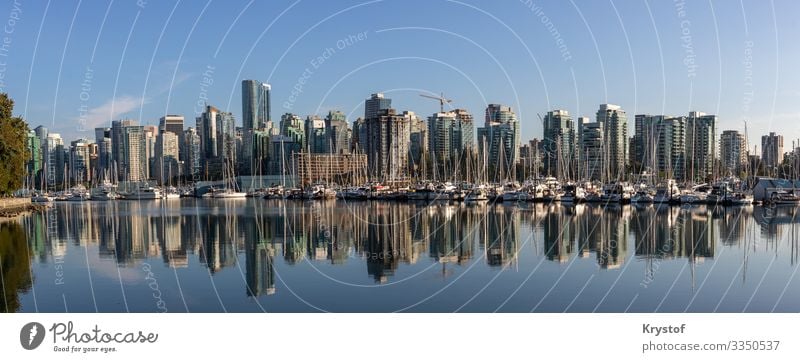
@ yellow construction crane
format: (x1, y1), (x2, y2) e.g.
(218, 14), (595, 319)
(419, 93), (452, 113)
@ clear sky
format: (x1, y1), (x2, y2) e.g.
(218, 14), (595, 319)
(1, 0), (798, 150)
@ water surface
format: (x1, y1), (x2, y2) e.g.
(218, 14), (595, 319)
(2, 199), (799, 312)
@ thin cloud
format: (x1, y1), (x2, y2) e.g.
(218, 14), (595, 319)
(76, 95), (148, 129)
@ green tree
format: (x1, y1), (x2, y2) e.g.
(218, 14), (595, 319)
(0, 93), (29, 196)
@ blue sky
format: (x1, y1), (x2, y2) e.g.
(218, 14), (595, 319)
(1, 0), (799, 150)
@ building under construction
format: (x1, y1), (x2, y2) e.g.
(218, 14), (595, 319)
(295, 152), (367, 186)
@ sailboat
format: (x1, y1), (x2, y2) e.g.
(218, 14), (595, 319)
(213, 133), (246, 199)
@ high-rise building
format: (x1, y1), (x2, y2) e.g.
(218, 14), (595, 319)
(159, 115), (184, 135)
(364, 108), (410, 181)
(365, 93), (391, 120)
(428, 111), (457, 166)
(452, 109), (475, 155)
(197, 105), (219, 159)
(118, 124), (146, 182)
(155, 131), (180, 184)
(111, 119), (137, 179)
(686, 112), (716, 181)
(406, 111), (427, 174)
(268, 135), (297, 175)
(241, 80), (271, 130)
(720, 130), (747, 176)
(519, 138), (543, 179)
(325, 110), (350, 154)
(542, 109), (575, 178)
(94, 127), (112, 180)
(143, 125), (158, 180)
(43, 132), (63, 188)
(579, 120), (604, 181)
(761, 132), (784, 170)
(182, 127), (202, 180)
(305, 115), (327, 153)
(69, 139), (92, 184)
(633, 115), (686, 180)
(26, 131), (41, 185)
(477, 104), (519, 180)
(280, 113), (305, 148)
(216, 111), (236, 160)
(596, 104), (628, 179)
(351, 117), (367, 153)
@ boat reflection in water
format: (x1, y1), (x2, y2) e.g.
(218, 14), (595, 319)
(4, 200), (800, 312)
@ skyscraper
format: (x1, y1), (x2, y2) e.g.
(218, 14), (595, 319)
(761, 132), (784, 170)
(686, 112), (716, 181)
(154, 131), (180, 184)
(120, 124), (146, 182)
(596, 104), (628, 180)
(364, 108), (410, 181)
(197, 105), (219, 159)
(43, 132), (63, 189)
(280, 113), (305, 148)
(305, 115), (327, 153)
(69, 139), (92, 184)
(365, 93), (391, 119)
(159, 115), (184, 135)
(633, 115), (686, 180)
(241, 80), (271, 130)
(477, 104), (519, 180)
(182, 127), (202, 180)
(579, 120), (604, 181)
(720, 130), (747, 176)
(406, 111), (427, 174)
(325, 110), (350, 154)
(542, 109), (575, 178)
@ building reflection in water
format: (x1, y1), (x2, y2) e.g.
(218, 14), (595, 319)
(14, 201), (800, 300)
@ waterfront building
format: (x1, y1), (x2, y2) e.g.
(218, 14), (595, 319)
(477, 104), (519, 181)
(519, 139), (543, 180)
(155, 131), (180, 184)
(143, 125), (158, 180)
(94, 127), (112, 181)
(720, 130), (748, 176)
(69, 139), (92, 184)
(241, 80), (271, 130)
(116, 123), (147, 182)
(542, 109), (575, 179)
(182, 127), (202, 181)
(325, 110), (350, 154)
(305, 115), (327, 153)
(596, 104), (628, 180)
(158, 115), (184, 136)
(197, 105), (219, 159)
(633, 115), (686, 180)
(351, 117), (367, 153)
(579, 120), (604, 181)
(25, 131), (41, 185)
(295, 152), (367, 186)
(686, 112), (716, 181)
(364, 93), (391, 120)
(280, 113), (305, 148)
(405, 111), (427, 175)
(363, 108), (410, 182)
(43, 133), (64, 188)
(762, 132), (784, 172)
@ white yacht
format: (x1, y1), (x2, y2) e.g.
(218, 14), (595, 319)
(127, 186), (162, 200)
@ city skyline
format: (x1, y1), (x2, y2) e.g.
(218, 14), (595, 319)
(23, 84), (800, 188)
(1, 0), (798, 148)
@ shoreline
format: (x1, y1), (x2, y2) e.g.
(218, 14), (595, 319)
(0, 198), (43, 220)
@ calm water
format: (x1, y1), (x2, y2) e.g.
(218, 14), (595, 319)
(2, 199), (799, 312)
